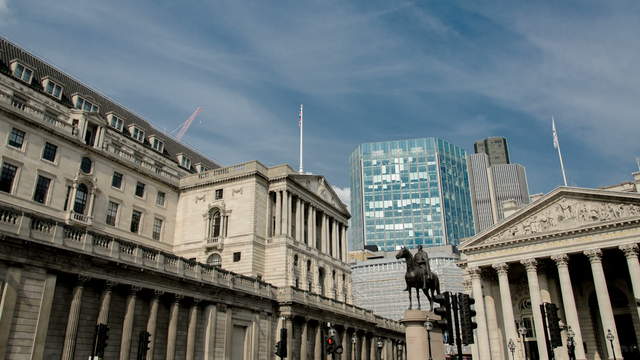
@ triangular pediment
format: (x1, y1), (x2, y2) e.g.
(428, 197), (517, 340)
(290, 174), (349, 215)
(460, 187), (640, 250)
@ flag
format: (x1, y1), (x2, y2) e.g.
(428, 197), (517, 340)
(298, 104), (303, 128)
(552, 117), (559, 149)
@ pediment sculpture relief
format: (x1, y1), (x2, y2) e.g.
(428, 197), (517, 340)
(485, 198), (640, 245)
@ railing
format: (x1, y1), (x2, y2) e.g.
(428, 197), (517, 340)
(68, 211), (92, 225)
(103, 144), (180, 184)
(182, 161), (269, 188)
(0, 93), (76, 138)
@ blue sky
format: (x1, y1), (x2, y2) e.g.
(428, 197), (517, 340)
(2, 0), (640, 205)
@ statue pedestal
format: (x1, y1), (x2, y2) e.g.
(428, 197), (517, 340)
(401, 310), (446, 360)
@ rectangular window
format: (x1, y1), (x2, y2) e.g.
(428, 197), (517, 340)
(131, 127), (145, 142)
(108, 114), (124, 131)
(111, 172), (123, 189)
(135, 182), (145, 197)
(233, 252), (241, 262)
(180, 156), (191, 169)
(151, 138), (164, 152)
(41, 142), (58, 162)
(74, 96), (99, 113)
(156, 191), (166, 206)
(8, 128), (25, 149)
(13, 63), (33, 83)
(152, 218), (163, 241)
(215, 189), (223, 200)
(44, 80), (63, 99)
(0, 163), (18, 193)
(130, 210), (142, 233)
(106, 201), (119, 226)
(32, 175), (52, 204)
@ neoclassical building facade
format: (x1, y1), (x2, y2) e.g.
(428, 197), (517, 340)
(0, 37), (404, 359)
(459, 183), (640, 360)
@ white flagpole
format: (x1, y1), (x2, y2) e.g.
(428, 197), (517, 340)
(298, 104), (304, 174)
(552, 116), (568, 186)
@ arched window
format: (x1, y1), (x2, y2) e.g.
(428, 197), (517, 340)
(207, 253), (222, 267)
(209, 209), (221, 239)
(74, 183), (88, 214)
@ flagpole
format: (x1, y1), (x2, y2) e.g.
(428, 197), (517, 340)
(552, 116), (568, 186)
(299, 104), (304, 174)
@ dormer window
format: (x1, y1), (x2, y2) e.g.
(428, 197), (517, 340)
(128, 125), (145, 143)
(177, 153), (191, 169)
(10, 61), (34, 83)
(72, 95), (99, 113)
(194, 163), (207, 173)
(107, 113), (124, 131)
(149, 136), (164, 153)
(42, 78), (63, 99)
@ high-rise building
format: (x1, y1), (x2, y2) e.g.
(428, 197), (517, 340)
(350, 138), (474, 251)
(474, 137), (510, 165)
(467, 152), (530, 232)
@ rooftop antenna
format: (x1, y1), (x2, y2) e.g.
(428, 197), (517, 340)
(552, 116), (568, 186)
(298, 104), (304, 174)
(172, 107), (202, 141)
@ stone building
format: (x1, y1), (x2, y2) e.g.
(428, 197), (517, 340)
(459, 177), (640, 360)
(0, 37), (403, 359)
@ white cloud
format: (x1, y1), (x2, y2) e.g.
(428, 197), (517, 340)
(0, 0), (9, 17)
(333, 187), (351, 211)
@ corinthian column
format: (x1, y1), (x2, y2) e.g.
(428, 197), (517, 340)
(61, 276), (88, 360)
(551, 254), (586, 360)
(584, 249), (622, 358)
(469, 267), (491, 359)
(186, 300), (200, 360)
(620, 243), (640, 322)
(492, 263), (518, 359)
(96, 281), (114, 324)
(520, 259), (548, 359)
(166, 295), (182, 360)
(119, 286), (140, 360)
(146, 291), (163, 360)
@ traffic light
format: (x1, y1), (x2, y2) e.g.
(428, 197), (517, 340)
(458, 293), (477, 345)
(274, 328), (287, 358)
(432, 291), (454, 345)
(94, 323), (109, 358)
(137, 330), (151, 360)
(326, 327), (343, 355)
(545, 303), (562, 348)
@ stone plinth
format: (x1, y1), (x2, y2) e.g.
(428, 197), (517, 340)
(401, 310), (446, 360)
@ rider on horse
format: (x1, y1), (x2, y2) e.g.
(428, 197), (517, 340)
(414, 245), (431, 288)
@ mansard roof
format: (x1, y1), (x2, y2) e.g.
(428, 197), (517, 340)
(0, 37), (219, 172)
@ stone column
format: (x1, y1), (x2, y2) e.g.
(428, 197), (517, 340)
(333, 219), (339, 258)
(186, 300), (199, 360)
(61, 276), (88, 360)
(97, 281), (114, 324)
(483, 277), (504, 360)
(166, 295), (182, 360)
(146, 291), (162, 360)
(286, 317), (294, 360)
(0, 266), (22, 360)
(370, 336), (377, 360)
(314, 323), (322, 360)
(520, 259), (548, 359)
(469, 268), (491, 359)
(551, 254), (586, 360)
(283, 190), (290, 237)
(311, 207), (317, 249)
(300, 319), (309, 360)
(203, 304), (218, 360)
(306, 203), (313, 246)
(620, 243), (640, 322)
(360, 333), (367, 360)
(492, 263), (518, 359)
(584, 249), (622, 358)
(119, 286), (140, 360)
(296, 198), (302, 242)
(341, 327), (349, 360)
(275, 190), (282, 235)
(320, 214), (326, 253)
(32, 273), (57, 360)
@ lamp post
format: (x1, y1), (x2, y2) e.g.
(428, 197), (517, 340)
(606, 329), (617, 360)
(425, 321), (433, 360)
(566, 327), (576, 360)
(518, 323), (529, 360)
(508, 339), (516, 360)
(376, 338), (384, 360)
(351, 335), (357, 360)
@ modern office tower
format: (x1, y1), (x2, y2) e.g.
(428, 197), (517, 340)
(350, 138), (474, 251)
(350, 245), (464, 320)
(467, 152), (530, 232)
(474, 137), (510, 165)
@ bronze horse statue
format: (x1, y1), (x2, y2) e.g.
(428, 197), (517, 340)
(396, 247), (441, 310)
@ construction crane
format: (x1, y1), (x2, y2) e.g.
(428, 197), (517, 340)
(172, 107), (202, 141)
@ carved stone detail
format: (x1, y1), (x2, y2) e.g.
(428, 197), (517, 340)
(551, 254), (569, 267)
(485, 198), (640, 245)
(584, 249), (603, 263)
(521, 258), (537, 272)
(468, 267), (482, 280)
(492, 263), (509, 275)
(619, 243), (639, 259)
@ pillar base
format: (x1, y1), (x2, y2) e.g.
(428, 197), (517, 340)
(401, 310), (445, 360)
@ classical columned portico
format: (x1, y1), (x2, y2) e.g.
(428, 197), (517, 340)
(585, 249), (622, 359)
(551, 254), (586, 360)
(492, 263), (518, 360)
(520, 258), (549, 360)
(469, 267), (491, 359)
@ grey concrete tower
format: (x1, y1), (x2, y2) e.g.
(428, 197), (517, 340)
(474, 137), (510, 165)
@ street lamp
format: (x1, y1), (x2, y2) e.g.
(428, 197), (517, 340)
(376, 338), (384, 360)
(606, 329), (617, 360)
(508, 339), (516, 360)
(351, 335), (357, 360)
(425, 321), (434, 360)
(566, 326), (576, 360)
(518, 323), (529, 360)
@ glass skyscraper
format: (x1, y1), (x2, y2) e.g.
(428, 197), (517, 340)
(349, 138), (475, 251)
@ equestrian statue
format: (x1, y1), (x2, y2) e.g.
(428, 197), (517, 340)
(396, 245), (441, 310)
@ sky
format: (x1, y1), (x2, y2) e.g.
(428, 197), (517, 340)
(2, 0), (640, 207)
